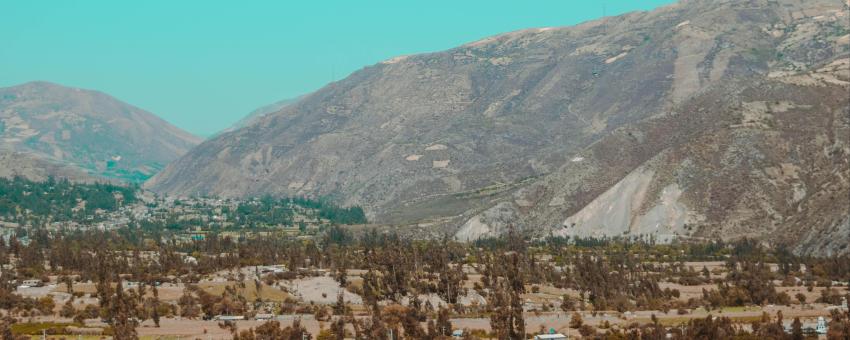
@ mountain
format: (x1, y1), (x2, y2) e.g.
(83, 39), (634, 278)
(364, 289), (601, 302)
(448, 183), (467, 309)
(219, 97), (301, 135)
(0, 81), (202, 182)
(458, 74), (849, 257)
(0, 150), (91, 182)
(147, 0), (849, 255)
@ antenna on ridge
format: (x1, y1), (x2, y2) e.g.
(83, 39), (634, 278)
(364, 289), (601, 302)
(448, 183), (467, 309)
(602, 3), (608, 33)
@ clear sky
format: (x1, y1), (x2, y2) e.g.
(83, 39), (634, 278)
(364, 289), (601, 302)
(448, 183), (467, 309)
(1, 0), (674, 137)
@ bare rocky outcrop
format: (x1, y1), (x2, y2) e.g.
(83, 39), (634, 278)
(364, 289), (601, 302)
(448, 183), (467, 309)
(476, 76), (849, 254)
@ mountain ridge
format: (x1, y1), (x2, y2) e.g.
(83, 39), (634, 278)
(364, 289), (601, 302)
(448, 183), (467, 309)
(0, 81), (202, 183)
(217, 96), (302, 136)
(146, 0), (849, 255)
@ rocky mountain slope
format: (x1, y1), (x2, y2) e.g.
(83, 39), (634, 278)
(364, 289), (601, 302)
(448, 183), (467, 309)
(0, 150), (92, 182)
(148, 0), (849, 255)
(0, 82), (202, 182)
(459, 72), (849, 256)
(218, 97), (300, 135)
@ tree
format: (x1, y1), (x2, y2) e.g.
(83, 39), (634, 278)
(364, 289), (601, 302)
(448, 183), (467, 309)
(60, 299), (76, 318)
(400, 306), (426, 339)
(488, 251), (526, 340)
(578, 324), (596, 337)
(37, 295), (55, 315)
(178, 287), (200, 318)
(560, 294), (575, 312)
(333, 290), (347, 316)
(234, 319), (311, 340)
(110, 278), (139, 340)
(363, 302), (388, 340)
(61, 275), (73, 294)
(791, 317), (803, 340)
(827, 310), (850, 339)
(150, 285), (161, 327)
(684, 315), (737, 339)
(330, 317), (346, 340)
(569, 312), (583, 329)
(795, 293), (806, 306)
(436, 306), (452, 336)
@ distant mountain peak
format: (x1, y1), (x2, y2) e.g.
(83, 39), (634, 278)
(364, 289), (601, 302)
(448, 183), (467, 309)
(217, 96), (302, 136)
(0, 81), (202, 183)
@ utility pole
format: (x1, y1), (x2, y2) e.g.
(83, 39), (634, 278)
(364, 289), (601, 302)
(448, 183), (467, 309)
(603, 3), (608, 34)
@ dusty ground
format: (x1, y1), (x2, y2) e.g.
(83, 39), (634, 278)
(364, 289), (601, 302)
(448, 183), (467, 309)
(23, 300), (841, 340)
(197, 281), (292, 303)
(286, 276), (362, 305)
(20, 295), (846, 339)
(18, 261), (850, 338)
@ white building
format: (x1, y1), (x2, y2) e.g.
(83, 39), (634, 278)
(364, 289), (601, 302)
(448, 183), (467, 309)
(214, 315), (245, 321)
(20, 279), (42, 287)
(816, 316), (828, 335)
(255, 313), (275, 320)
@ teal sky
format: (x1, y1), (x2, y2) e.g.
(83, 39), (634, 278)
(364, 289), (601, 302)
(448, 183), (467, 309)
(1, 0), (674, 137)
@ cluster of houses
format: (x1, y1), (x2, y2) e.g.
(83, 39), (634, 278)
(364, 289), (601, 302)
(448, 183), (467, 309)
(780, 316), (829, 335)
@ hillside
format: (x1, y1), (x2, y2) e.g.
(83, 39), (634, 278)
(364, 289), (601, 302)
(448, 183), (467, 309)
(459, 74), (849, 257)
(146, 0), (850, 254)
(217, 97), (300, 135)
(0, 81), (202, 182)
(0, 150), (92, 182)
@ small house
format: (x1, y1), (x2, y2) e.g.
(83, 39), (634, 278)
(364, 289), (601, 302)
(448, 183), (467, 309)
(816, 317), (828, 334)
(214, 315), (246, 321)
(21, 279), (43, 287)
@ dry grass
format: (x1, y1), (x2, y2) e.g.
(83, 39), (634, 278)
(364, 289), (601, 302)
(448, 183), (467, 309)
(53, 282), (98, 295)
(29, 335), (223, 340)
(633, 314), (765, 327)
(198, 281), (292, 302)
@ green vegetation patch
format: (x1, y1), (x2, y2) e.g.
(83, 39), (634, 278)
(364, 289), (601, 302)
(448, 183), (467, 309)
(12, 322), (84, 335)
(0, 176), (138, 221)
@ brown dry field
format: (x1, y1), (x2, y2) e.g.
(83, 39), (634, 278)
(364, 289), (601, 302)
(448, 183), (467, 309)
(28, 261), (850, 338)
(53, 281), (292, 303)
